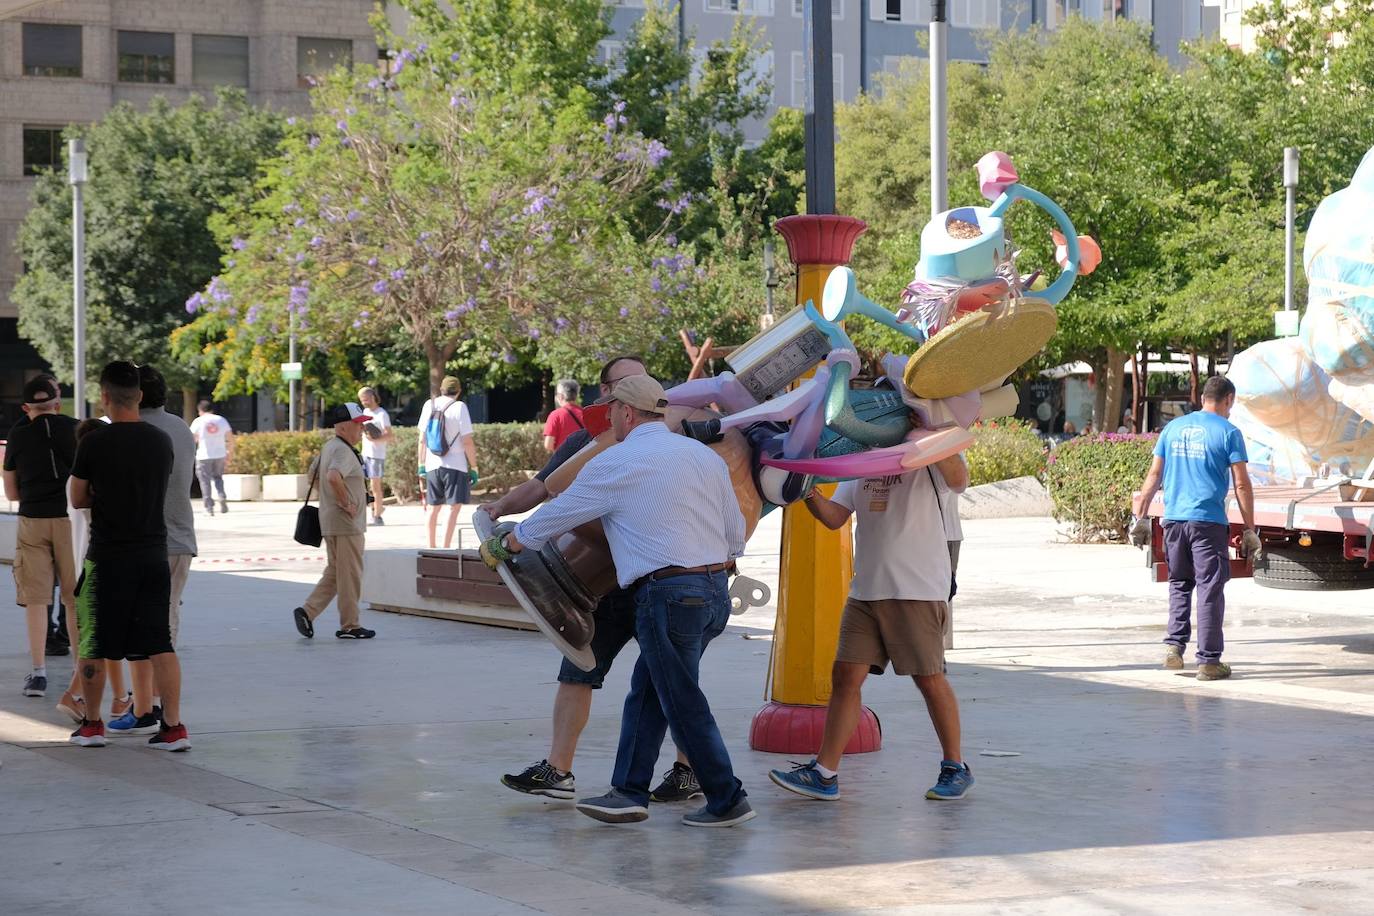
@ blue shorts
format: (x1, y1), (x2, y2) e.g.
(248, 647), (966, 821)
(557, 587), (638, 688)
(425, 467), (470, 505)
(363, 457), (385, 480)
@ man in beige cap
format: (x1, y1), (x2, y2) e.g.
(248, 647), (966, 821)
(294, 403), (375, 640)
(487, 375), (755, 828)
(417, 376), (479, 549)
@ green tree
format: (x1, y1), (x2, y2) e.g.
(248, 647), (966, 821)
(14, 91), (284, 406)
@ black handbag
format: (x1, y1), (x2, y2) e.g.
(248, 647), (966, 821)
(294, 457), (323, 547)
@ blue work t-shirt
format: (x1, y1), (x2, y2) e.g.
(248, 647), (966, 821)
(1154, 411), (1249, 524)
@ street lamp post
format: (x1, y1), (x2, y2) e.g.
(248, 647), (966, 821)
(288, 309), (298, 431)
(1280, 147), (1300, 337)
(68, 139), (88, 419)
(929, 1), (949, 217)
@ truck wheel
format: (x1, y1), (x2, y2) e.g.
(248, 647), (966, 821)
(1253, 544), (1374, 591)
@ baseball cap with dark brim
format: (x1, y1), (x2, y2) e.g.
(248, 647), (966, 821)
(594, 375), (668, 415)
(324, 402), (370, 426)
(22, 375), (59, 406)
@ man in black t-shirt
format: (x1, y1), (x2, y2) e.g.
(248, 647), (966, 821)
(481, 355), (700, 804)
(3, 375), (78, 699)
(67, 361), (190, 751)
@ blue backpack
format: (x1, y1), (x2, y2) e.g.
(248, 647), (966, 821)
(424, 399), (457, 456)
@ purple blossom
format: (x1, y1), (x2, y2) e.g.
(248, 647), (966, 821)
(449, 51), (460, 61)
(419, 231), (432, 241)
(650, 277), (662, 292)
(255, 335), (266, 345)
(226, 258), (236, 268)
(444, 308), (461, 321)
(390, 268), (406, 281)
(208, 276), (231, 303)
(185, 292), (204, 314)
(245, 304), (261, 325)
(282, 202), (300, 214)
(340, 137), (352, 148)
(528, 328), (541, 340)
(358, 310), (370, 319)
(482, 261), (494, 271)
(619, 306), (630, 317)
(554, 317), (570, 331)
(336, 120), (348, 132)
(310, 235), (324, 248)
(367, 256), (379, 267)
(286, 117), (297, 127)
(372, 280), (389, 295)
(367, 77), (381, 90)
(666, 234), (678, 247)
(479, 238), (491, 253)
(232, 237), (247, 251)
(289, 284), (310, 308)
(294, 217), (307, 227)
(352, 320), (363, 328)
(503, 352), (517, 364)
(294, 252), (306, 264)
(613, 99), (626, 113)
(308, 137), (320, 150)
(655, 193), (691, 215)
(346, 209), (361, 222)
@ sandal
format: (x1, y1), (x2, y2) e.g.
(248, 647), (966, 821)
(335, 626), (376, 639)
(110, 692), (133, 719)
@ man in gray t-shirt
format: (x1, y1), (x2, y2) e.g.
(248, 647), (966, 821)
(106, 367), (199, 735)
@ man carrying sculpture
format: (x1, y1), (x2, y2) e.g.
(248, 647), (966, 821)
(482, 375), (755, 827)
(481, 356), (701, 805)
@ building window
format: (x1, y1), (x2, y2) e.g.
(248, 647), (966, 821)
(597, 40), (625, 74)
(1044, 0), (1083, 29)
(193, 34), (250, 88)
(22, 23), (82, 78)
(117, 31), (174, 84)
(705, 0), (774, 14)
(297, 37), (353, 88)
(791, 0), (844, 17)
(22, 127), (63, 176)
(790, 51), (844, 107)
(872, 1), (929, 24)
(951, 0), (999, 29)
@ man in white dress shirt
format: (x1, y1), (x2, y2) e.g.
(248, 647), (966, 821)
(488, 375), (755, 828)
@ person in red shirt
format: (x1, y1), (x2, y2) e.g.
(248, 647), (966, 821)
(542, 379), (585, 452)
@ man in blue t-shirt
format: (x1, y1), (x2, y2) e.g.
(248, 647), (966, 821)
(1132, 377), (1260, 681)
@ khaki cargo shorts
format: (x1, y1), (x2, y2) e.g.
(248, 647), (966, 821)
(13, 516), (77, 609)
(835, 597), (948, 677)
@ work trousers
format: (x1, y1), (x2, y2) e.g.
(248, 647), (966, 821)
(197, 457), (227, 509)
(303, 534), (364, 629)
(1163, 521), (1230, 664)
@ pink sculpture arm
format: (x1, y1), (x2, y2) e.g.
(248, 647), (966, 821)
(664, 372), (759, 415)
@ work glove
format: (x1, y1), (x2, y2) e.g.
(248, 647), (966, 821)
(1240, 529), (1263, 561)
(468, 468), (480, 487)
(417, 464), (427, 476)
(1128, 515), (1151, 548)
(479, 534), (513, 570)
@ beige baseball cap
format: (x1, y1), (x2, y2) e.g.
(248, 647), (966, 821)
(595, 375), (668, 415)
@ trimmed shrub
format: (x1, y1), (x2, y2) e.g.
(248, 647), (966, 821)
(230, 422), (547, 503)
(966, 419), (1047, 486)
(1045, 433), (1158, 543)
(225, 430), (328, 476)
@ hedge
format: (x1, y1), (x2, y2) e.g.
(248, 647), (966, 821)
(966, 418), (1047, 487)
(226, 423), (546, 502)
(1044, 433), (1158, 543)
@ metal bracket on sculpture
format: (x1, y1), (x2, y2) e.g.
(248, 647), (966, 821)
(729, 575), (771, 616)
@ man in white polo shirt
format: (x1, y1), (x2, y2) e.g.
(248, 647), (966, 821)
(189, 400), (233, 517)
(358, 386), (392, 527)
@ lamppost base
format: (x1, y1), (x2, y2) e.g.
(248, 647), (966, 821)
(748, 700), (881, 755)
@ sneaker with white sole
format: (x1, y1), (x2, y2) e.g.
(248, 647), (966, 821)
(22, 674), (46, 697)
(650, 762), (703, 802)
(682, 797), (756, 828)
(148, 721), (191, 752)
(576, 789), (649, 824)
(108, 707), (162, 736)
(70, 718), (107, 747)
(925, 760), (974, 800)
(501, 760), (575, 799)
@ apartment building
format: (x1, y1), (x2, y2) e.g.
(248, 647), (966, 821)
(602, 2), (1221, 142)
(0, 0), (376, 414)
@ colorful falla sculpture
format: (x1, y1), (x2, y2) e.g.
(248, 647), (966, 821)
(669, 151), (1100, 505)
(477, 152), (1100, 670)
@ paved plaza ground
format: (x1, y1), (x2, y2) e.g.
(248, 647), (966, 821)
(2, 500), (1373, 914)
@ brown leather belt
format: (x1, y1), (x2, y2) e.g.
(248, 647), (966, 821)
(633, 562), (733, 591)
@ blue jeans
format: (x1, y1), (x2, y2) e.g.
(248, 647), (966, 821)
(611, 572), (745, 815)
(1163, 521), (1230, 663)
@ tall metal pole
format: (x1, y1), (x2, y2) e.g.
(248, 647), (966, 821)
(288, 308), (298, 432)
(804, 0), (836, 215)
(929, 1), (949, 217)
(68, 139), (88, 420)
(1283, 147), (1300, 314)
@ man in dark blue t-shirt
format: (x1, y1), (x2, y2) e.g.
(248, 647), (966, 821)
(1133, 377), (1259, 681)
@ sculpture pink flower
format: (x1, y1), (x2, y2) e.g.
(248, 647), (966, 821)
(977, 151), (1018, 201)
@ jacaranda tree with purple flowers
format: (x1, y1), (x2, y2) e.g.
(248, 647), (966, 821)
(175, 8), (696, 399)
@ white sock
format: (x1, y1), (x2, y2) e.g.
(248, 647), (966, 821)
(814, 762), (837, 779)
(152, 696), (162, 708)
(33, 666), (46, 678)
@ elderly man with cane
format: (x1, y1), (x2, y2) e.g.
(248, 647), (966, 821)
(481, 375), (754, 827)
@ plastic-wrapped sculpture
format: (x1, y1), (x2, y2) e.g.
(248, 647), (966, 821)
(1229, 147), (1374, 483)
(669, 151), (1099, 501)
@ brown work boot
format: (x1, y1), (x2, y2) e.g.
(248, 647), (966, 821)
(1163, 645), (1184, 670)
(1196, 662), (1232, 681)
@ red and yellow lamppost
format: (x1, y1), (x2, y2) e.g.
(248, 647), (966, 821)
(748, 213), (881, 755)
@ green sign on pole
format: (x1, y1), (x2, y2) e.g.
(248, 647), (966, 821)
(281, 361), (303, 381)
